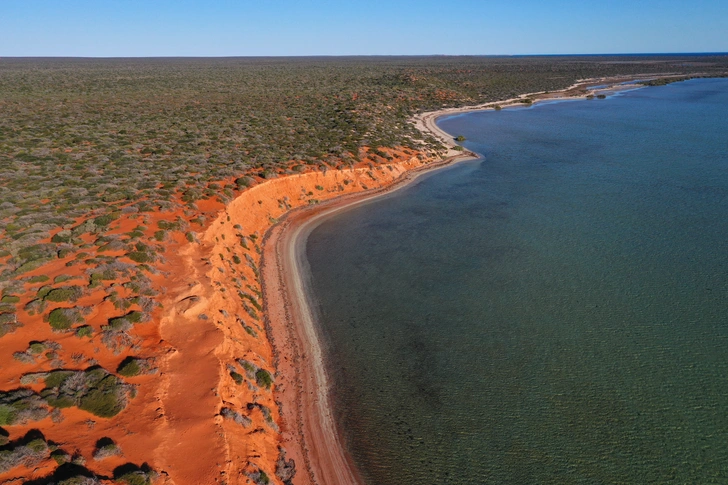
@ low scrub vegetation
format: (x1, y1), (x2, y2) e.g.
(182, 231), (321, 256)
(117, 357), (157, 377)
(92, 437), (123, 460)
(0, 430), (50, 473)
(0, 367), (135, 425)
(46, 307), (85, 330)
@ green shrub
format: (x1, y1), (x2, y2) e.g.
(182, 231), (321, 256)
(125, 311), (145, 323)
(58, 248), (73, 258)
(27, 275), (50, 283)
(51, 232), (72, 243)
(47, 308), (83, 330)
(51, 449), (71, 465)
(118, 359), (141, 377)
(116, 471), (155, 485)
(255, 369), (274, 389)
(107, 310), (144, 330)
(93, 438), (122, 460)
(36, 285), (53, 299)
(44, 394), (76, 409)
(0, 313), (22, 338)
(31, 368), (133, 418)
(24, 299), (46, 315)
(157, 219), (183, 231)
(127, 251), (153, 263)
(230, 371), (243, 384)
(0, 405), (15, 425)
(235, 176), (254, 188)
(0, 295), (19, 304)
(93, 213), (119, 227)
(29, 342), (46, 354)
(44, 286), (82, 302)
(0, 389), (50, 425)
(14, 259), (52, 274)
(44, 370), (74, 388)
(78, 374), (127, 418)
(75, 325), (94, 338)
(90, 268), (117, 281)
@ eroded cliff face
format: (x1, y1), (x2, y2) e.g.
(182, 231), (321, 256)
(156, 153), (433, 485)
(0, 148), (434, 485)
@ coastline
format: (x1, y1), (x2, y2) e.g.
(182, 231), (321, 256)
(259, 71), (723, 485)
(412, 72), (720, 152)
(261, 151), (476, 485)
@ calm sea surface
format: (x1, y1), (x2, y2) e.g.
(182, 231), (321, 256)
(305, 78), (728, 484)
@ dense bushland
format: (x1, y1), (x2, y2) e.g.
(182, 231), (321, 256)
(2, 55), (727, 262)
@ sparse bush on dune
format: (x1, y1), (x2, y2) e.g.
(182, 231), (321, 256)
(248, 469), (271, 485)
(230, 371), (244, 384)
(255, 369), (274, 389)
(41, 367), (135, 418)
(0, 389), (50, 425)
(24, 297), (46, 315)
(46, 307), (85, 330)
(0, 430), (50, 473)
(0, 312), (22, 338)
(12, 340), (62, 364)
(16, 459), (152, 484)
(117, 356), (157, 377)
(75, 325), (94, 338)
(126, 250), (155, 264)
(44, 285), (83, 302)
(0, 367), (136, 422)
(50, 448), (71, 465)
(117, 359), (141, 377)
(100, 324), (135, 353)
(113, 463), (159, 485)
(220, 407), (252, 428)
(93, 437), (123, 460)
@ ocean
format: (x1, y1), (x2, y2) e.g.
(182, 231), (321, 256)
(304, 78), (728, 484)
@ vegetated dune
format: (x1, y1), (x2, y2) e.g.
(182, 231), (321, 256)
(0, 147), (439, 485)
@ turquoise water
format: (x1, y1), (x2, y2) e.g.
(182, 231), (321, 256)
(305, 79), (728, 484)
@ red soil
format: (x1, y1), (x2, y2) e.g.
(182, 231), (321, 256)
(0, 148), (456, 485)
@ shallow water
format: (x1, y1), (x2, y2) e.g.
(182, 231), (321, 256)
(305, 78), (728, 484)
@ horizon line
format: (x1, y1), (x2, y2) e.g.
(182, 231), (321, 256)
(1, 52), (728, 60)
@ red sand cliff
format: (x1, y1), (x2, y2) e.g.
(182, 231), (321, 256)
(0, 148), (447, 485)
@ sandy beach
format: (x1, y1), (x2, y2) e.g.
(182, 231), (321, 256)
(261, 151), (476, 485)
(412, 72), (713, 152)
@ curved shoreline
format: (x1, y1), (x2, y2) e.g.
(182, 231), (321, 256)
(412, 72), (724, 153)
(261, 152), (476, 485)
(260, 71), (722, 485)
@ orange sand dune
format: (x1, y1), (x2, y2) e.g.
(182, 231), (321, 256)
(1, 148), (470, 485)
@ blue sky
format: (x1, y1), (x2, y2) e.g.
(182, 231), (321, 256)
(1, 0), (726, 56)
